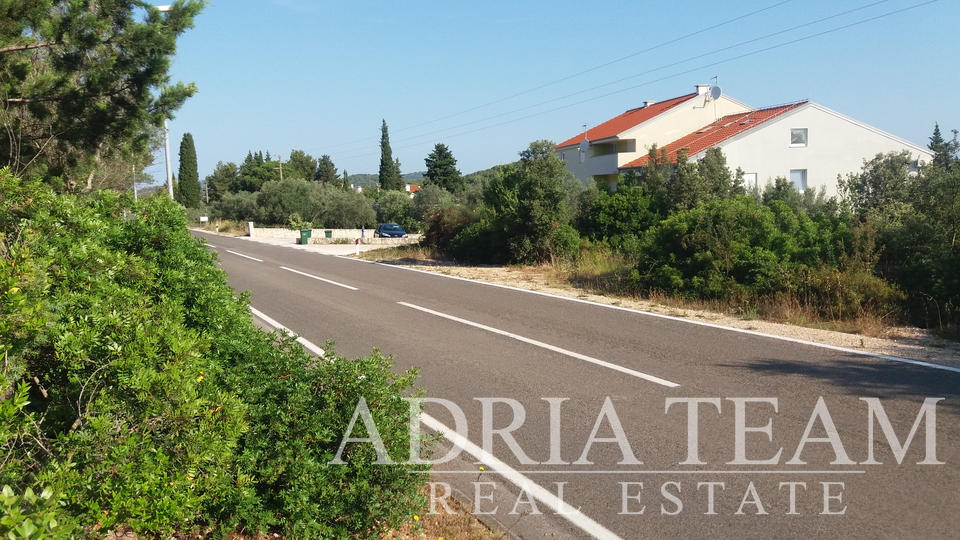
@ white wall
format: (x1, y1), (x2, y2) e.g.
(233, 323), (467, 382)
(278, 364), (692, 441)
(705, 103), (932, 197)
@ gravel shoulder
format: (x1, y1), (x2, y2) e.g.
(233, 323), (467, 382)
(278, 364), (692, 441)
(366, 258), (960, 370)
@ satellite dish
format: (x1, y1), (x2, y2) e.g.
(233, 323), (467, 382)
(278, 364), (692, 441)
(579, 139), (590, 153)
(710, 85), (723, 100)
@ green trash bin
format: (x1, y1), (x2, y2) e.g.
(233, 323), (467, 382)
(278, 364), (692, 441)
(299, 228), (312, 245)
(325, 230), (333, 238)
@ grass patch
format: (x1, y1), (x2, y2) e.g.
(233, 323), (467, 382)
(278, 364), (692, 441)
(360, 244), (446, 264)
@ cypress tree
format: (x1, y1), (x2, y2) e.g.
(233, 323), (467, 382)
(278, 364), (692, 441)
(177, 133), (201, 208)
(378, 120), (404, 190)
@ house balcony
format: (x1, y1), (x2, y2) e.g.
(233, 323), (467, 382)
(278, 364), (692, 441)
(587, 153), (620, 177)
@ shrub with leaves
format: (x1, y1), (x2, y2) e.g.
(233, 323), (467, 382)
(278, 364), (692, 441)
(0, 169), (428, 538)
(632, 196), (902, 319)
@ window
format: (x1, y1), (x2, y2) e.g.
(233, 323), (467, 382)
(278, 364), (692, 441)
(561, 152), (566, 161)
(742, 172), (758, 189)
(790, 128), (808, 147)
(790, 169), (807, 192)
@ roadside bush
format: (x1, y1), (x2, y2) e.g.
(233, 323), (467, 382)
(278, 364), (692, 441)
(447, 220), (508, 264)
(0, 170), (428, 538)
(376, 190), (419, 232)
(632, 196), (901, 319)
(214, 337), (427, 538)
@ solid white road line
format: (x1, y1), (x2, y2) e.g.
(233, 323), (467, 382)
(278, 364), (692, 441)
(250, 306), (624, 540)
(249, 306), (326, 356)
(341, 257), (960, 375)
(280, 266), (358, 290)
(419, 412), (626, 540)
(225, 249), (263, 262)
(398, 302), (680, 388)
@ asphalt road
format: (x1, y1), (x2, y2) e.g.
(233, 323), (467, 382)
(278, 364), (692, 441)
(195, 230), (960, 540)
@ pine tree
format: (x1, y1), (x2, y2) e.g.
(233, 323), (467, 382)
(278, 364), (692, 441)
(176, 133), (201, 208)
(378, 120), (404, 190)
(315, 155), (339, 184)
(424, 143), (463, 193)
(929, 123), (959, 171)
(0, 1), (205, 183)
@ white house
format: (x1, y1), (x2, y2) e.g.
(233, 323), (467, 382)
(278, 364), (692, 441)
(556, 84), (751, 186)
(617, 100), (933, 197)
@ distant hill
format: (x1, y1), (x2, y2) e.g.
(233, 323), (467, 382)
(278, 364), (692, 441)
(347, 171), (426, 187)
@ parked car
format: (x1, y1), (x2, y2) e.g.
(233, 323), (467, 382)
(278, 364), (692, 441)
(374, 223), (408, 238)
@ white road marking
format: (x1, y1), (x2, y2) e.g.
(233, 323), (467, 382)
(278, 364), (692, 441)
(419, 412), (625, 540)
(340, 257), (960, 374)
(280, 266), (358, 290)
(249, 306), (325, 356)
(225, 250), (262, 262)
(398, 302), (680, 388)
(206, 244), (217, 248)
(250, 306), (623, 540)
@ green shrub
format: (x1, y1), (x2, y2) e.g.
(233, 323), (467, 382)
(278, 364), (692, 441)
(447, 220), (508, 264)
(632, 196), (901, 319)
(214, 337), (427, 539)
(0, 485), (78, 540)
(0, 170), (429, 538)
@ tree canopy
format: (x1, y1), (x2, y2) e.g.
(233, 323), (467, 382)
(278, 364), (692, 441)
(424, 143), (463, 193)
(0, 0), (205, 186)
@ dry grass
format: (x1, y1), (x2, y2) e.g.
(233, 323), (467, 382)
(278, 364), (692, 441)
(192, 220), (248, 236)
(378, 485), (504, 540)
(361, 244), (447, 264)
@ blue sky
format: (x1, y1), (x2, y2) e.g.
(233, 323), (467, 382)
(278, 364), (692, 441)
(152, 0), (960, 184)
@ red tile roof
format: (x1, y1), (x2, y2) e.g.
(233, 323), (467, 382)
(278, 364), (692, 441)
(556, 93), (698, 149)
(619, 101), (809, 168)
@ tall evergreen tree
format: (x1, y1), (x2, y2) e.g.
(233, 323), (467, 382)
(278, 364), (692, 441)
(929, 123), (959, 171)
(424, 143), (463, 193)
(177, 133), (201, 207)
(378, 120), (404, 190)
(315, 155), (339, 184)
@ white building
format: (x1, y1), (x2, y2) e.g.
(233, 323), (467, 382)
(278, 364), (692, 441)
(556, 85), (750, 187)
(617, 100), (932, 197)
(558, 85), (933, 195)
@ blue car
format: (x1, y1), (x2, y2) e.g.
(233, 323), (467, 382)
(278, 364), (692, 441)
(374, 223), (408, 238)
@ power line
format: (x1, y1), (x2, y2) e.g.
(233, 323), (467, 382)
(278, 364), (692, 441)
(310, 0), (797, 155)
(340, 0), (940, 161)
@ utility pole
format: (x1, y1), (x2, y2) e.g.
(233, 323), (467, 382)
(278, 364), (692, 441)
(276, 155), (284, 181)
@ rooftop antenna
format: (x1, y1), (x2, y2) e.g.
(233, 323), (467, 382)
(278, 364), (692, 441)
(709, 76), (722, 120)
(578, 124), (589, 164)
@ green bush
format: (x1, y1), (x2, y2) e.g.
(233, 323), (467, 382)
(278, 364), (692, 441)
(632, 196), (901, 319)
(0, 170), (428, 538)
(214, 337), (427, 538)
(0, 485), (78, 540)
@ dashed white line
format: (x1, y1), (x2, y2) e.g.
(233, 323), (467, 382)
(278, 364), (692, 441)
(225, 249), (263, 262)
(398, 302), (679, 388)
(339, 257), (960, 375)
(280, 266), (358, 290)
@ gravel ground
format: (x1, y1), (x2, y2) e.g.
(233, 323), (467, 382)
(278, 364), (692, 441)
(369, 259), (960, 370)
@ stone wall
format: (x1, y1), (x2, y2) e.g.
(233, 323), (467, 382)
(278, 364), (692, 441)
(249, 225), (389, 239)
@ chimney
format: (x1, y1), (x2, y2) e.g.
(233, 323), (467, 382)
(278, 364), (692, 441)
(643, 100), (656, 107)
(696, 84), (711, 95)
